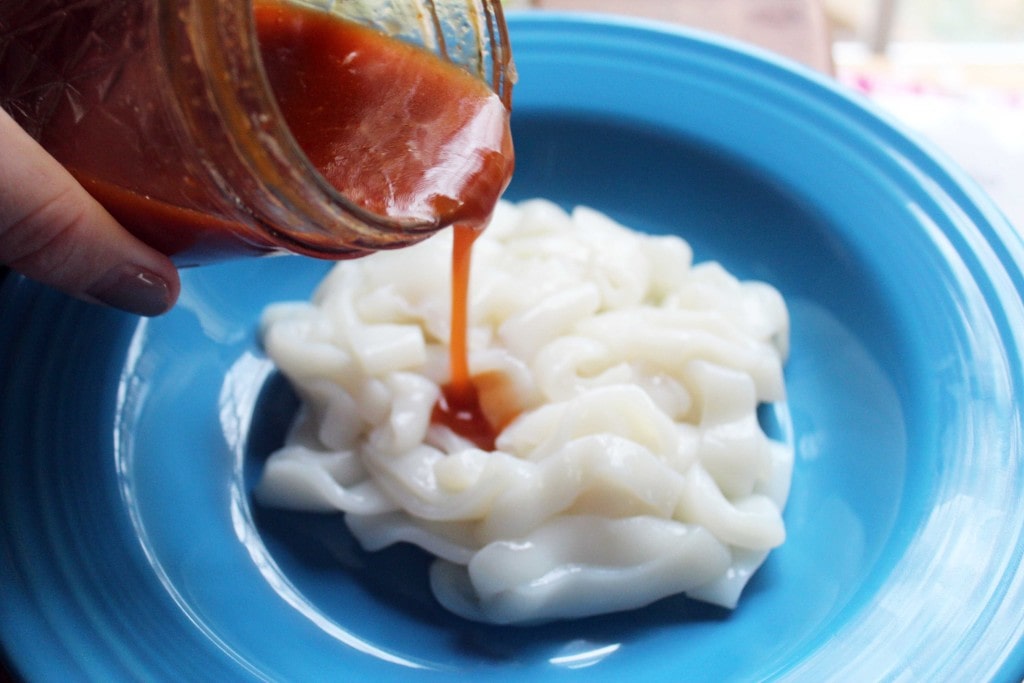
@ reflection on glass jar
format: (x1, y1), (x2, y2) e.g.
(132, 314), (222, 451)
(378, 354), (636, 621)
(0, 0), (514, 265)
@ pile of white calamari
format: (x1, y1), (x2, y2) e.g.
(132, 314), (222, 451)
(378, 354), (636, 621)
(256, 199), (792, 624)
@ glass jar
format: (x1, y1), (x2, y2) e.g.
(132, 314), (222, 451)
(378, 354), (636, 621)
(0, 0), (514, 266)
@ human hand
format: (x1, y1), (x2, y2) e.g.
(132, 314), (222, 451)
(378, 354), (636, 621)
(0, 107), (180, 316)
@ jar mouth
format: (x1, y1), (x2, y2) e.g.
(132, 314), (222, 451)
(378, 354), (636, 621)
(183, 0), (514, 257)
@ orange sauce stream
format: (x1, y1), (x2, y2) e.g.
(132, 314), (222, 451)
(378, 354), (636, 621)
(430, 225), (499, 451)
(253, 3), (513, 449)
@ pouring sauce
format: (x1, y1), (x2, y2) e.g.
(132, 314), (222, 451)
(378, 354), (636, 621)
(431, 225), (497, 451)
(255, 1), (512, 447)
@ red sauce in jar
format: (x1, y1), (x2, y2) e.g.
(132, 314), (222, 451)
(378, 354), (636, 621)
(254, 1), (513, 229)
(75, 177), (275, 262)
(56, 0), (512, 260)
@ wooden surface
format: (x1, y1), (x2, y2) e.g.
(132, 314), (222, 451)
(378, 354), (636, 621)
(531, 0), (833, 73)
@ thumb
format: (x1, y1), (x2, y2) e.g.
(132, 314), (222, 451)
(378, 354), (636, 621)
(0, 108), (180, 316)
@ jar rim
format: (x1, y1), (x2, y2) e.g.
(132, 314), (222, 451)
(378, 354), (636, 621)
(175, 0), (514, 257)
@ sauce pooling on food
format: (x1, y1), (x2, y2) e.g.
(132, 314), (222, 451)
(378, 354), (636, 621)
(256, 2), (512, 445)
(256, 198), (794, 624)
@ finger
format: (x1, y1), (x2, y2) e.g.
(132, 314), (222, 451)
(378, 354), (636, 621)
(0, 108), (180, 316)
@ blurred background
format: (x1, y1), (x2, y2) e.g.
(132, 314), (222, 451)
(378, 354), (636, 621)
(509, 0), (1024, 231)
(828, 1), (1024, 232)
(828, 0), (1024, 48)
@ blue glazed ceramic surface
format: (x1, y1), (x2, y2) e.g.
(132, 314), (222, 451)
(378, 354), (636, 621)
(2, 13), (1024, 682)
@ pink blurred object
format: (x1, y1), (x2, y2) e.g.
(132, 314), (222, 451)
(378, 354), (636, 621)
(842, 71), (1024, 232)
(532, 0), (833, 73)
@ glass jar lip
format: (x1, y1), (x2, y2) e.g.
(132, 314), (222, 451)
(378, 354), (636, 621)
(192, 0), (515, 257)
(203, 1), (437, 249)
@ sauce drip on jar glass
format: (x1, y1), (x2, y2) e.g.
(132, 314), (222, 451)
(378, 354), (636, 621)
(255, 1), (511, 449)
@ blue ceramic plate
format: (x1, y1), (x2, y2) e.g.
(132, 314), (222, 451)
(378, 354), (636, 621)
(2, 13), (1024, 682)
